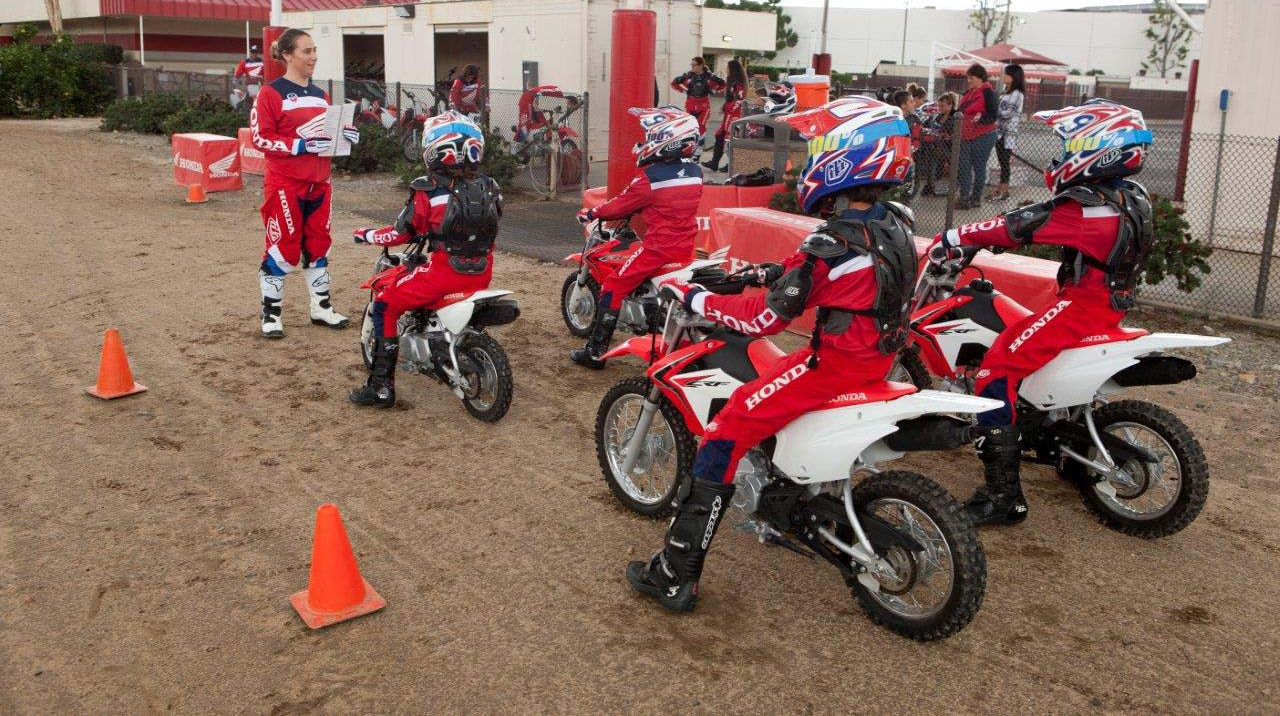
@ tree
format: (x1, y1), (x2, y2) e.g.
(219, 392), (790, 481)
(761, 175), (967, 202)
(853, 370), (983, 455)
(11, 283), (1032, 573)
(1141, 0), (1191, 79)
(704, 0), (798, 62)
(968, 0), (1012, 48)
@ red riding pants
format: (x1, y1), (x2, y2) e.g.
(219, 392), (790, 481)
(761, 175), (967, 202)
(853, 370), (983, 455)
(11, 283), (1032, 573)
(973, 289), (1124, 424)
(685, 97), (711, 136)
(371, 255), (493, 338)
(598, 244), (691, 311)
(260, 179), (332, 275)
(694, 348), (895, 484)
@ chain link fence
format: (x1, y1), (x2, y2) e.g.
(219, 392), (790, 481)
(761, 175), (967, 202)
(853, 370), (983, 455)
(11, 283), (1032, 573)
(323, 79), (589, 199)
(726, 94), (1279, 322)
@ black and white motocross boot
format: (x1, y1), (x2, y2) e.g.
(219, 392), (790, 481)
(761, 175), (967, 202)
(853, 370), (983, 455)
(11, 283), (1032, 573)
(965, 425), (1029, 526)
(348, 338), (397, 407)
(626, 479), (736, 612)
(304, 266), (349, 329)
(258, 269), (285, 339)
(569, 309), (618, 370)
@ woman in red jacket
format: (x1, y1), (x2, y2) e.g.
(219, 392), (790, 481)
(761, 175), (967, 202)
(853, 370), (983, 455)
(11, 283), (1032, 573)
(250, 28), (357, 338)
(955, 63), (999, 210)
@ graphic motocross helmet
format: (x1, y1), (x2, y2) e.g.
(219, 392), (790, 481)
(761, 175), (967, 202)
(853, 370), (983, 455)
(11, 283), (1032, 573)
(421, 110), (485, 172)
(780, 96), (913, 214)
(1035, 98), (1151, 192)
(630, 105), (700, 167)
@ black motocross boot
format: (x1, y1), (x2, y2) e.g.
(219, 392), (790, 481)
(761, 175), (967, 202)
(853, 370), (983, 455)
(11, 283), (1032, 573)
(965, 426), (1028, 526)
(348, 338), (398, 407)
(626, 479), (736, 612)
(569, 309), (618, 370)
(702, 136), (725, 171)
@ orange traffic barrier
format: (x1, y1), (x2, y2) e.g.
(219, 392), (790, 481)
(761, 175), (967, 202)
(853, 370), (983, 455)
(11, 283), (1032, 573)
(290, 504), (386, 629)
(185, 183), (207, 204)
(85, 329), (147, 400)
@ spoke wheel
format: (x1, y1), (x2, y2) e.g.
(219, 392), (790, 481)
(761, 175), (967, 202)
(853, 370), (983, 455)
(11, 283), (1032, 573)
(595, 377), (696, 518)
(457, 332), (513, 422)
(1063, 400), (1209, 538)
(560, 273), (599, 338)
(848, 471), (986, 641)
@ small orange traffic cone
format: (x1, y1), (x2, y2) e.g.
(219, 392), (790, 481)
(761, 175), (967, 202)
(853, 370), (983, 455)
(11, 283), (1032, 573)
(86, 329), (147, 400)
(185, 183), (207, 204)
(290, 504), (386, 629)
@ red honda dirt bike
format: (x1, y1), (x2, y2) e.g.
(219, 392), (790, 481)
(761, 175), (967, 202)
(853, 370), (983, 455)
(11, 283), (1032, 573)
(560, 218), (715, 341)
(594, 280), (997, 641)
(356, 238), (519, 422)
(510, 85), (583, 196)
(897, 244), (1226, 537)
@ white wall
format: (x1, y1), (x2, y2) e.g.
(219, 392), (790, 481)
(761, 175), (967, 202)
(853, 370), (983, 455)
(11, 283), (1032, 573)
(0, 0), (100, 24)
(702, 7), (776, 52)
(1183, 0), (1280, 255)
(773, 7), (1203, 79)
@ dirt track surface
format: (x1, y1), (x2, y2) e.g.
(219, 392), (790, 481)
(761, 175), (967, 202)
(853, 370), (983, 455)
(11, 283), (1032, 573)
(2, 119), (1279, 713)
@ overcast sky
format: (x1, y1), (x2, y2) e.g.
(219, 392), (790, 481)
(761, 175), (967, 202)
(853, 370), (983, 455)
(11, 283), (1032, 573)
(779, 0), (1155, 10)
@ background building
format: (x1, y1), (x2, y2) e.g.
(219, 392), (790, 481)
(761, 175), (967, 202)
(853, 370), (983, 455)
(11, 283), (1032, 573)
(770, 4), (1203, 80)
(281, 0), (777, 161)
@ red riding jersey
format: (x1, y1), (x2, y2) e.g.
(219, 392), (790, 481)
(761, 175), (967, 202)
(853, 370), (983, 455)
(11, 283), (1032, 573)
(591, 159), (703, 255)
(251, 77), (332, 185)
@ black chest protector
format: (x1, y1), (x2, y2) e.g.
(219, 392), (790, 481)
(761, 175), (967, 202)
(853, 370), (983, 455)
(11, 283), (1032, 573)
(400, 174), (502, 275)
(766, 202), (918, 362)
(1004, 180), (1153, 311)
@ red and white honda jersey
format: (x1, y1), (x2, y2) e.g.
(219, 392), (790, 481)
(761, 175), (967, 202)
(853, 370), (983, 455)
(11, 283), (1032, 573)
(235, 57), (264, 82)
(694, 204), (897, 366)
(250, 77), (332, 185)
(591, 159), (703, 255)
(449, 79), (486, 114)
(941, 196), (1121, 297)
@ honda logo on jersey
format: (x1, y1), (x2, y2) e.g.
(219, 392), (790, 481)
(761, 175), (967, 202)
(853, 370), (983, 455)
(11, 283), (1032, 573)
(1008, 300), (1072, 353)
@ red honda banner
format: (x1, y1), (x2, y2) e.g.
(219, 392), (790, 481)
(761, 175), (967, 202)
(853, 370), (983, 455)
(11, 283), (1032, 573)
(237, 127), (266, 176)
(171, 133), (243, 192)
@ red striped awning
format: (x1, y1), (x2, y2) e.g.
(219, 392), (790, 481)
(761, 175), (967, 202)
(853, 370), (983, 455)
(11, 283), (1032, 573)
(98, 0), (401, 22)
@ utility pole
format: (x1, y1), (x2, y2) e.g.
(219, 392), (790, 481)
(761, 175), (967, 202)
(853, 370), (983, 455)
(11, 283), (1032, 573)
(44, 0), (63, 33)
(820, 0), (830, 55)
(900, 1), (909, 65)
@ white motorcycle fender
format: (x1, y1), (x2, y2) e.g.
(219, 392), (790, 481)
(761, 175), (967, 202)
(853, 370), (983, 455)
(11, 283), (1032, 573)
(648, 259), (725, 288)
(435, 290), (513, 334)
(773, 390), (1003, 484)
(1018, 332), (1230, 410)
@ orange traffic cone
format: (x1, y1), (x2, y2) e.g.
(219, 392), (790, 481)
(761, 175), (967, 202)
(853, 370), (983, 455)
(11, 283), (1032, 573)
(290, 504), (386, 629)
(185, 183), (207, 204)
(85, 329), (147, 400)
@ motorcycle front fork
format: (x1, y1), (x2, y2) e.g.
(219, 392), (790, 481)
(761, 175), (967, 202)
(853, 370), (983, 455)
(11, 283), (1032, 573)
(618, 383), (665, 478)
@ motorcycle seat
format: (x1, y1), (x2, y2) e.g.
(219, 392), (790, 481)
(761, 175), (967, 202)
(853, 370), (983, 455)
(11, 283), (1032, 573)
(426, 291), (475, 311)
(818, 381), (919, 410)
(1067, 325), (1149, 349)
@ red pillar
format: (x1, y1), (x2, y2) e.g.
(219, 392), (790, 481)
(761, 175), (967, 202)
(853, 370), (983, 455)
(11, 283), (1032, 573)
(607, 10), (657, 198)
(812, 53), (832, 76)
(1174, 58), (1199, 202)
(262, 26), (286, 83)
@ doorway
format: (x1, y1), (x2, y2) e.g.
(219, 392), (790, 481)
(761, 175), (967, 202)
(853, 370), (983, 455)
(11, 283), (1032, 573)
(433, 27), (488, 89)
(343, 32), (385, 104)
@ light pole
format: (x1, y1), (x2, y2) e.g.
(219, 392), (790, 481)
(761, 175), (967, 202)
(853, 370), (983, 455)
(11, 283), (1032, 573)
(900, 1), (909, 66)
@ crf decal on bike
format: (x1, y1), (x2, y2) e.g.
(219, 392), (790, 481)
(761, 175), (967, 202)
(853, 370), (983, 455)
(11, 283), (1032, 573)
(1008, 300), (1072, 354)
(745, 362), (808, 410)
(673, 376), (731, 388)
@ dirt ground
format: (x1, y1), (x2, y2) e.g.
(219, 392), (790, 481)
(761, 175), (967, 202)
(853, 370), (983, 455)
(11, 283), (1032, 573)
(1, 119), (1278, 713)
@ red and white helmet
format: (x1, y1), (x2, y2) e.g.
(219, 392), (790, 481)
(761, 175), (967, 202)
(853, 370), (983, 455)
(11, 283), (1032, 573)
(629, 105), (700, 167)
(420, 110), (485, 172)
(1035, 99), (1152, 192)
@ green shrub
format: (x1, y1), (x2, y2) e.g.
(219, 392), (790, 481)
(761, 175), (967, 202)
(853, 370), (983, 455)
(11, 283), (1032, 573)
(159, 95), (245, 136)
(335, 123), (404, 174)
(1144, 194), (1212, 292)
(480, 127), (519, 187)
(100, 93), (186, 133)
(0, 33), (115, 117)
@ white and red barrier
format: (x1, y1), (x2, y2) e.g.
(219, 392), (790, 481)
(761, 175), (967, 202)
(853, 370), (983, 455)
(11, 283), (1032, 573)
(237, 127), (266, 176)
(706, 207), (1063, 334)
(171, 133), (242, 192)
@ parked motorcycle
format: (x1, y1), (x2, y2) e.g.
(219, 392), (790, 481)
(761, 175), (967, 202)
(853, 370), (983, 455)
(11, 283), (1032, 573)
(595, 280), (995, 640)
(510, 85), (584, 195)
(357, 240), (519, 422)
(560, 218), (709, 342)
(898, 244), (1226, 537)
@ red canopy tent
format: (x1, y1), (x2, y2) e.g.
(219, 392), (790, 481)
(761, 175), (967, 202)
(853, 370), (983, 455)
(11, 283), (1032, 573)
(961, 43), (1067, 67)
(939, 43), (1068, 82)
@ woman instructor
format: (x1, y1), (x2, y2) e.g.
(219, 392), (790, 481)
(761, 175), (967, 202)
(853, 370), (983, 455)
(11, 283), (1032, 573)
(250, 28), (356, 338)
